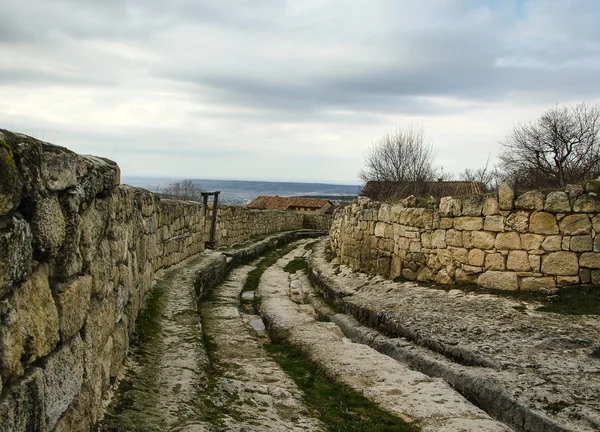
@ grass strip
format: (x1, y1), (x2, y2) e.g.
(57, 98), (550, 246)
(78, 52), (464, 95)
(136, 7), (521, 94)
(265, 343), (420, 432)
(242, 243), (298, 292)
(283, 257), (308, 274)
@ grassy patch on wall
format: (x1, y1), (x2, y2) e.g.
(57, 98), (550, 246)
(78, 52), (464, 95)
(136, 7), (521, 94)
(283, 257), (307, 274)
(265, 343), (419, 432)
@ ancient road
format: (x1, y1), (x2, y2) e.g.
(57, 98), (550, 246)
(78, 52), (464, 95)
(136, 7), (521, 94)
(99, 235), (520, 431)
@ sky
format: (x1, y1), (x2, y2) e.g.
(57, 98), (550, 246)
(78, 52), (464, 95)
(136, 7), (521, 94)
(1, 0), (599, 185)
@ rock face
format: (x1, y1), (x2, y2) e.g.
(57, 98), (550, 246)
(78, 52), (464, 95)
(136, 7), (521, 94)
(0, 129), (332, 431)
(330, 178), (600, 292)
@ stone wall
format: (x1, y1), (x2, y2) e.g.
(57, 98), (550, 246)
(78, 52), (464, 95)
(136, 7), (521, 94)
(0, 130), (329, 431)
(330, 183), (600, 292)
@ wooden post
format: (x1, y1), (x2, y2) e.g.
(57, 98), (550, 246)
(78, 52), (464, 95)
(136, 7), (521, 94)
(209, 192), (219, 248)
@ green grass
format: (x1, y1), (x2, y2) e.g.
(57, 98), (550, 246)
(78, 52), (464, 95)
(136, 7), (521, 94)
(304, 240), (317, 251)
(265, 343), (419, 432)
(283, 257), (307, 274)
(242, 243), (298, 292)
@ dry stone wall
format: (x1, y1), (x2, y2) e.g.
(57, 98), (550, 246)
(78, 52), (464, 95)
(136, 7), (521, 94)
(0, 130), (328, 431)
(330, 185), (600, 292)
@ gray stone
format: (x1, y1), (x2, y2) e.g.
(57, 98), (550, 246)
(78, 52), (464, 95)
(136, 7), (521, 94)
(573, 194), (600, 212)
(0, 216), (33, 296)
(482, 196), (499, 216)
(0, 367), (46, 432)
(0, 301), (24, 381)
(32, 196), (66, 257)
(560, 214), (591, 235)
(0, 138), (23, 216)
(41, 149), (77, 191)
(514, 190), (545, 211)
(54, 275), (93, 342)
(544, 191), (571, 213)
(498, 183), (514, 210)
(570, 235), (593, 252)
(462, 194), (485, 216)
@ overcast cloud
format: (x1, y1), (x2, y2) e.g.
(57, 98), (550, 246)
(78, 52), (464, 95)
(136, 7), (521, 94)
(1, 0), (599, 184)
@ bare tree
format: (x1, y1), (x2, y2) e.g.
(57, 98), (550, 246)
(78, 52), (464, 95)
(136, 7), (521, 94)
(359, 125), (437, 198)
(162, 179), (204, 202)
(459, 153), (499, 191)
(499, 102), (600, 189)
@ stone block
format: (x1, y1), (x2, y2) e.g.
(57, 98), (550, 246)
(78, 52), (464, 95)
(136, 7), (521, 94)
(579, 269), (591, 284)
(421, 232), (432, 249)
(482, 196), (499, 216)
(573, 194), (600, 212)
(592, 215), (600, 233)
(478, 271), (518, 290)
(41, 149), (77, 191)
(0, 138), (22, 216)
(495, 232), (521, 250)
(439, 197), (461, 217)
(521, 233), (544, 250)
(44, 334), (85, 430)
(471, 231), (496, 249)
(484, 215), (504, 232)
(455, 268), (476, 284)
(446, 229), (463, 247)
(431, 229), (446, 248)
(0, 301), (24, 382)
(557, 276), (580, 286)
(505, 211), (529, 233)
(560, 214), (591, 235)
(462, 194), (485, 216)
(390, 254), (402, 278)
(541, 251), (579, 275)
(462, 231), (472, 248)
(0, 367), (46, 432)
(416, 266), (434, 281)
(541, 235), (562, 251)
(498, 183), (514, 210)
(435, 269), (453, 284)
(570, 235), (593, 252)
(544, 191), (571, 213)
(54, 275), (93, 342)
(579, 252), (600, 269)
(439, 218), (453, 229)
(514, 190), (545, 210)
(529, 212), (558, 235)
(592, 270), (600, 285)
(437, 249), (452, 266)
(520, 277), (556, 291)
(11, 264), (60, 365)
(0, 216), (33, 296)
(32, 196), (66, 258)
(528, 254), (541, 272)
(449, 247), (468, 263)
(462, 264), (483, 274)
(485, 253), (505, 270)
(506, 250), (531, 271)
(468, 249), (485, 266)
(454, 217), (483, 231)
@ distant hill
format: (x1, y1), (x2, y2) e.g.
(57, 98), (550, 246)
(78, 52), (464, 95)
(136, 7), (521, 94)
(122, 177), (360, 205)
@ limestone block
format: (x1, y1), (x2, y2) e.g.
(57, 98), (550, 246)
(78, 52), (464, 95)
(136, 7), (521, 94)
(471, 231), (496, 249)
(520, 233), (543, 250)
(478, 271), (518, 290)
(0, 367), (46, 432)
(559, 214), (591, 235)
(498, 183), (514, 210)
(416, 266), (434, 281)
(544, 191), (571, 213)
(485, 253), (505, 270)
(454, 217), (483, 231)
(421, 232), (432, 249)
(449, 247), (468, 263)
(468, 249), (485, 266)
(520, 277), (556, 291)
(482, 196), (499, 216)
(514, 190), (545, 211)
(446, 229), (463, 247)
(83, 295), (117, 357)
(592, 270), (600, 284)
(570, 235), (593, 252)
(0, 138), (22, 216)
(439, 218), (453, 229)
(0, 216), (33, 296)
(390, 254), (402, 278)
(592, 215), (600, 233)
(461, 194), (485, 216)
(579, 252), (600, 269)
(437, 249), (452, 266)
(541, 235), (562, 251)
(401, 268), (416, 280)
(435, 269), (453, 284)
(495, 232), (521, 250)
(507, 250), (531, 271)
(557, 276), (580, 286)
(431, 229), (446, 248)
(573, 194), (600, 212)
(11, 264), (59, 365)
(378, 204), (391, 223)
(0, 302), (24, 382)
(541, 251), (579, 275)
(44, 334), (85, 430)
(528, 254), (541, 272)
(439, 197), (461, 217)
(484, 215), (504, 232)
(505, 211), (529, 233)
(455, 268), (476, 284)
(580, 268), (591, 283)
(41, 149), (77, 191)
(462, 231), (472, 248)
(529, 212), (558, 235)
(54, 275), (93, 342)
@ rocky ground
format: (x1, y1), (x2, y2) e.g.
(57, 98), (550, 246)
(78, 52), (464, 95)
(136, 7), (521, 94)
(97, 233), (599, 431)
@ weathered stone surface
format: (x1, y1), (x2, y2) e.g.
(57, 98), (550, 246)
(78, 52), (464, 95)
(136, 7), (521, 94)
(484, 215), (504, 232)
(374, 222), (386, 237)
(471, 231), (496, 249)
(495, 232), (521, 250)
(541, 252), (579, 275)
(431, 229), (446, 248)
(544, 191), (571, 213)
(446, 229), (463, 247)
(560, 214), (591, 235)
(0, 367), (46, 432)
(528, 254), (541, 272)
(455, 267), (477, 283)
(462, 194), (485, 216)
(570, 235), (593, 252)
(54, 275), (93, 342)
(32, 196), (66, 257)
(468, 249), (485, 266)
(579, 252), (600, 269)
(556, 276), (580, 286)
(507, 251), (531, 272)
(505, 211), (529, 233)
(514, 190), (545, 211)
(0, 137), (22, 216)
(0, 301), (24, 381)
(478, 271), (518, 290)
(498, 183), (514, 210)
(454, 216), (483, 231)
(44, 334), (85, 430)
(529, 211), (558, 235)
(41, 148), (77, 191)
(520, 233), (543, 250)
(541, 235), (562, 251)
(482, 196), (499, 216)
(485, 253), (505, 270)
(0, 216), (33, 296)
(11, 264), (59, 365)
(520, 277), (556, 291)
(439, 196), (461, 217)
(573, 194), (600, 212)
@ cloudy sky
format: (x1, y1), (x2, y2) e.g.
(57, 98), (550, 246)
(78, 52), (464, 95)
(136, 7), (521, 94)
(1, 0), (599, 184)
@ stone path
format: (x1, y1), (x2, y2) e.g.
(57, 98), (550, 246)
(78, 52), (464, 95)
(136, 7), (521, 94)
(309, 237), (600, 432)
(258, 243), (512, 432)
